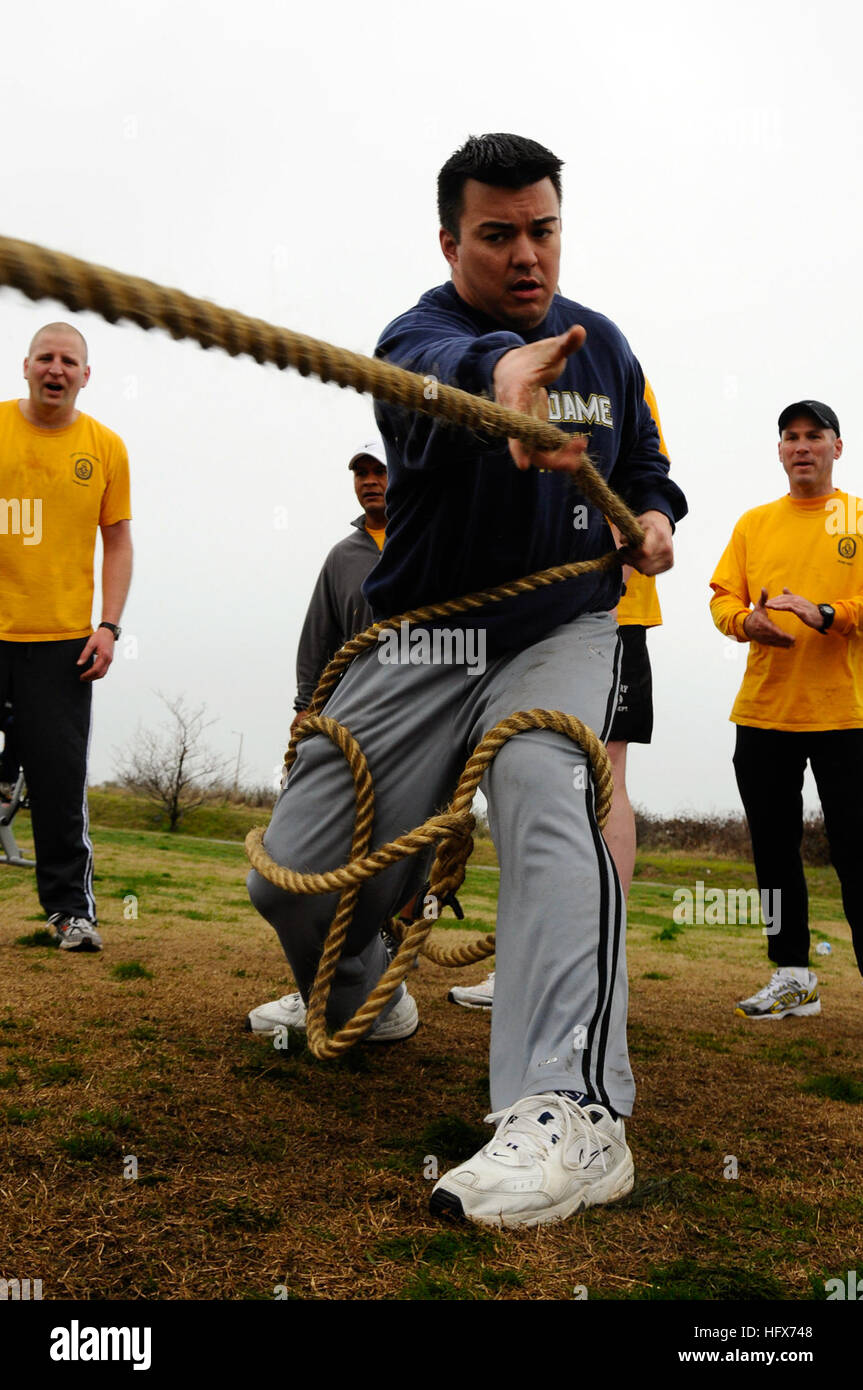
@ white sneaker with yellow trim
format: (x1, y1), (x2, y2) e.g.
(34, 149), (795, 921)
(734, 969), (820, 1019)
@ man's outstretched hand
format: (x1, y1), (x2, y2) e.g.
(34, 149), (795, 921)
(765, 587), (825, 631)
(493, 325), (588, 473)
(743, 588), (796, 646)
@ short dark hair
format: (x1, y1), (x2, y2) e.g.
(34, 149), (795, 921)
(438, 133), (563, 241)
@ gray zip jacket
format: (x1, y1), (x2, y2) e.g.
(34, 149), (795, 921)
(294, 517), (380, 711)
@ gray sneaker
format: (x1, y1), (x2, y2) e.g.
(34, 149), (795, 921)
(48, 913), (103, 953)
(735, 969), (820, 1019)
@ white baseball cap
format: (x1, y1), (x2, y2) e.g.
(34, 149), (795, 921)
(348, 438), (387, 470)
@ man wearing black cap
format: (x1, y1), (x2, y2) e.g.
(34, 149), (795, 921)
(710, 401), (863, 1017)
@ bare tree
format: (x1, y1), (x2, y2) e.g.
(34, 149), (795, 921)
(115, 693), (231, 831)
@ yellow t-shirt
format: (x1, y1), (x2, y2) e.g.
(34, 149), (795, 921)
(0, 401), (131, 641)
(709, 490), (863, 730)
(365, 524), (386, 552)
(615, 377), (665, 628)
(617, 570), (662, 627)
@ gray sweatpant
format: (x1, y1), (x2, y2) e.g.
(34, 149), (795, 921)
(248, 612), (634, 1115)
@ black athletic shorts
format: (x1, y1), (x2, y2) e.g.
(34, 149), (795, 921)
(608, 624), (653, 744)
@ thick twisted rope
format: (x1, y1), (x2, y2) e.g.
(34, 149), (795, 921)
(246, 710), (611, 1057)
(0, 234), (632, 1055)
(0, 235), (643, 548)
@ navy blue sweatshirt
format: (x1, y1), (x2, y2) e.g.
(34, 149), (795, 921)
(365, 281), (687, 653)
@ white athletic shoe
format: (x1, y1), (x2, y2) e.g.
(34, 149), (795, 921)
(734, 969), (821, 1019)
(246, 991), (308, 1035)
(368, 989), (419, 1041)
(429, 1091), (634, 1228)
(48, 913), (103, 952)
(448, 971), (495, 1010)
(244, 987), (419, 1042)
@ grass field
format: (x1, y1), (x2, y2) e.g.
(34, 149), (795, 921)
(1, 813), (861, 1302)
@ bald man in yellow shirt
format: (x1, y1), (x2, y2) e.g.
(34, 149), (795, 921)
(0, 322), (133, 952)
(710, 400), (863, 1018)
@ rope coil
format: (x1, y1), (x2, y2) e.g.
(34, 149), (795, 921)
(246, 709), (612, 1058)
(0, 234), (634, 1056)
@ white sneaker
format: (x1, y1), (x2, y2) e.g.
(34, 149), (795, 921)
(245, 992), (308, 1035)
(429, 1092), (634, 1228)
(244, 988), (418, 1042)
(369, 989), (419, 1041)
(48, 913), (103, 953)
(734, 969), (821, 1019)
(448, 971), (495, 1010)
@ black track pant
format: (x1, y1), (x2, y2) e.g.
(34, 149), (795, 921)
(733, 725), (863, 976)
(0, 639), (95, 920)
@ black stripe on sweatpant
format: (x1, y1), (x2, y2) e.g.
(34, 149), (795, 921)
(575, 630), (623, 1109)
(579, 780), (624, 1111)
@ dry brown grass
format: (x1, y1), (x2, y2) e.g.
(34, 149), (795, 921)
(0, 823), (861, 1302)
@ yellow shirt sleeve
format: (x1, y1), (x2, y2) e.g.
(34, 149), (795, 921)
(709, 522), (753, 641)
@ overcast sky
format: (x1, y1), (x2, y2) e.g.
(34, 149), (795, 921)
(1, 0), (860, 815)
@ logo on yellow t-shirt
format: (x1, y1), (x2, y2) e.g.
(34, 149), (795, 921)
(839, 536), (857, 560)
(73, 454), (95, 483)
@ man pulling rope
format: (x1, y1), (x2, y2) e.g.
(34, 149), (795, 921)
(246, 134), (687, 1228)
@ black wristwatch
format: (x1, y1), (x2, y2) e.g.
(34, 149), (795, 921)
(816, 604), (835, 635)
(99, 622), (121, 640)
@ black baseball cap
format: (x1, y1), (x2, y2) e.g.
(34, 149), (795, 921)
(778, 400), (840, 436)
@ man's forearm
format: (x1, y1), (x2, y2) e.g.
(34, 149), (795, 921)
(710, 589), (751, 640)
(100, 524), (133, 625)
(375, 318), (522, 472)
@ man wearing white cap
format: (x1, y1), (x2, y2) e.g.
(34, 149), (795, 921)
(292, 439), (387, 731)
(248, 436), (412, 1043)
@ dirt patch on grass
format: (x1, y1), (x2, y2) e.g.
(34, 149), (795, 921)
(0, 833), (861, 1300)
